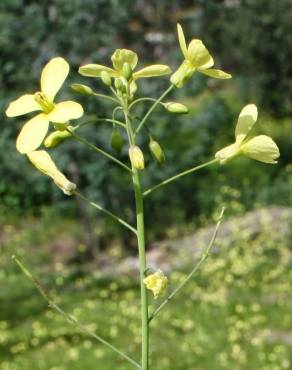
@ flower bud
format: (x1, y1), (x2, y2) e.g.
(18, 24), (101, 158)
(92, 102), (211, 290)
(122, 62), (132, 81)
(164, 101), (189, 114)
(44, 129), (72, 148)
(71, 84), (93, 96)
(100, 71), (112, 87)
(129, 145), (145, 170)
(114, 78), (124, 91)
(144, 270), (168, 299)
(111, 128), (123, 153)
(149, 138), (166, 165)
(53, 122), (69, 131)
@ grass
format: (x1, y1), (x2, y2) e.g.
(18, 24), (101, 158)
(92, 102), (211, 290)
(0, 210), (292, 370)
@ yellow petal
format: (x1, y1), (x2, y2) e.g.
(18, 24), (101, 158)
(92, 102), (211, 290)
(49, 101), (83, 123)
(133, 65), (171, 79)
(170, 61), (195, 88)
(235, 104), (258, 143)
(187, 39), (214, 68)
(177, 23), (188, 60)
(240, 135), (280, 164)
(215, 142), (241, 164)
(78, 64), (116, 77)
(27, 150), (76, 195)
(41, 57), (69, 101)
(200, 68), (232, 79)
(16, 113), (49, 154)
(6, 94), (40, 117)
(111, 49), (138, 72)
(143, 270), (168, 299)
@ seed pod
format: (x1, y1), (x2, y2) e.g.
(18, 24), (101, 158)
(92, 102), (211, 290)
(129, 145), (145, 170)
(44, 130), (72, 148)
(71, 84), (93, 96)
(111, 128), (123, 153)
(122, 62), (132, 81)
(149, 138), (166, 165)
(164, 101), (189, 114)
(100, 71), (112, 87)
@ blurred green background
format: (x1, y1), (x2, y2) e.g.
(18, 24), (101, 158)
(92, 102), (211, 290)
(0, 1), (292, 369)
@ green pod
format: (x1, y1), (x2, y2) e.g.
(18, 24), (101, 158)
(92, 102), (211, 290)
(149, 138), (166, 165)
(44, 130), (72, 148)
(111, 128), (123, 154)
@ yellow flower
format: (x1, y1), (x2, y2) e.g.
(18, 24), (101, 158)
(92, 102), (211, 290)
(6, 57), (83, 154)
(27, 150), (76, 195)
(215, 104), (280, 164)
(144, 270), (168, 299)
(171, 24), (231, 88)
(79, 49), (171, 81)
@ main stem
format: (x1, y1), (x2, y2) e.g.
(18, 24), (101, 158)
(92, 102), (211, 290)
(132, 169), (149, 370)
(123, 93), (149, 369)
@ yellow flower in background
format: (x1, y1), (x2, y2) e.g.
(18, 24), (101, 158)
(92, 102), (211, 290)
(79, 48), (172, 81)
(215, 104), (280, 164)
(144, 270), (168, 299)
(6, 57), (83, 154)
(27, 150), (76, 195)
(171, 24), (231, 88)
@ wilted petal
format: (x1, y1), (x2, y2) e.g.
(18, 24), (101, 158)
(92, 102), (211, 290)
(6, 94), (40, 117)
(200, 68), (232, 79)
(187, 39), (214, 68)
(143, 270), (168, 299)
(49, 101), (83, 123)
(235, 104), (258, 143)
(41, 57), (69, 101)
(78, 64), (116, 77)
(16, 113), (49, 154)
(240, 135), (280, 164)
(177, 23), (188, 60)
(133, 65), (171, 79)
(111, 49), (138, 72)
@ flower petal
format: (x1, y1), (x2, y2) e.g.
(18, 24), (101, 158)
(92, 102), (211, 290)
(49, 101), (83, 123)
(6, 94), (40, 117)
(235, 104), (258, 143)
(78, 64), (116, 77)
(16, 113), (49, 154)
(200, 68), (232, 79)
(133, 65), (172, 79)
(111, 49), (138, 72)
(187, 39), (214, 68)
(177, 23), (188, 60)
(240, 135), (280, 164)
(41, 57), (69, 101)
(215, 142), (241, 164)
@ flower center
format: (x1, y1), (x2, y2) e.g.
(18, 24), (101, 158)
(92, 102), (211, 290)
(34, 92), (54, 114)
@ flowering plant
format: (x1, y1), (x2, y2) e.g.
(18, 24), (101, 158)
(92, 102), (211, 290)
(6, 24), (279, 370)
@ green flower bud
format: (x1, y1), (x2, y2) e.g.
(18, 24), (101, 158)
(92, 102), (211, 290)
(71, 84), (93, 96)
(114, 78), (124, 91)
(149, 138), (166, 165)
(129, 145), (145, 170)
(164, 101), (189, 114)
(122, 62), (132, 81)
(100, 71), (112, 87)
(44, 129), (72, 148)
(111, 128), (123, 153)
(53, 122), (69, 131)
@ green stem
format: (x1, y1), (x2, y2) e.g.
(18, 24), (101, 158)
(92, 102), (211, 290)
(68, 129), (132, 173)
(132, 169), (149, 370)
(129, 97), (164, 110)
(93, 92), (120, 104)
(134, 85), (174, 137)
(143, 158), (219, 197)
(149, 206), (225, 322)
(77, 118), (126, 129)
(124, 99), (149, 370)
(74, 191), (137, 235)
(12, 256), (141, 369)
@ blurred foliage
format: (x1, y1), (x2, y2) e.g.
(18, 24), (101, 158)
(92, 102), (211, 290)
(0, 0), (291, 242)
(0, 208), (292, 369)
